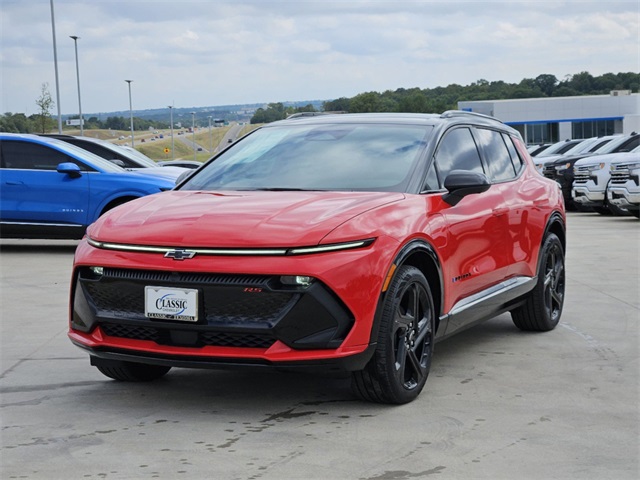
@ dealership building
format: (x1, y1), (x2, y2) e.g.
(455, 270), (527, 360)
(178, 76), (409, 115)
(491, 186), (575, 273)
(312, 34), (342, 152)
(458, 91), (639, 145)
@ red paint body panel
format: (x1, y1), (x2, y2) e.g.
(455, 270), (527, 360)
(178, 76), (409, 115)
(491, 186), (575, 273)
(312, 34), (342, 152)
(69, 119), (565, 369)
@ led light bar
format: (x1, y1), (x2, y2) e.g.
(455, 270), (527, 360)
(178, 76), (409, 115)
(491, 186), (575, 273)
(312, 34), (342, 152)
(86, 237), (375, 257)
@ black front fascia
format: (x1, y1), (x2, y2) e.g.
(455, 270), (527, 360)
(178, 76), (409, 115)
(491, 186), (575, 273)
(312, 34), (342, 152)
(72, 267), (354, 350)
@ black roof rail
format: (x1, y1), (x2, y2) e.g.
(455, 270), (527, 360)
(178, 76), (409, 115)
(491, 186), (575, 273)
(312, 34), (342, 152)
(440, 110), (503, 123)
(286, 111), (346, 119)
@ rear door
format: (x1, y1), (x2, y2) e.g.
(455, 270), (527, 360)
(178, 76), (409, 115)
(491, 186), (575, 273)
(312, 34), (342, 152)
(0, 139), (91, 227)
(473, 128), (530, 275)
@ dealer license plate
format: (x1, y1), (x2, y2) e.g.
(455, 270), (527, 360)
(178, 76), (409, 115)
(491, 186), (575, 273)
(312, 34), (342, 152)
(145, 286), (198, 322)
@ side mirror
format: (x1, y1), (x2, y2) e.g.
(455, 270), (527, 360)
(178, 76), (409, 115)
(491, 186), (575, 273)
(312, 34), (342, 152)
(109, 159), (126, 168)
(442, 170), (491, 206)
(56, 162), (82, 178)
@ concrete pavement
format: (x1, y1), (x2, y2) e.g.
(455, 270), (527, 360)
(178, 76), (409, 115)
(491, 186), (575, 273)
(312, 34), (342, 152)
(1, 213), (638, 479)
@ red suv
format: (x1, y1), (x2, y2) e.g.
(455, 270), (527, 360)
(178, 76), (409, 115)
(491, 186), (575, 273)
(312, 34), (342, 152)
(69, 112), (566, 404)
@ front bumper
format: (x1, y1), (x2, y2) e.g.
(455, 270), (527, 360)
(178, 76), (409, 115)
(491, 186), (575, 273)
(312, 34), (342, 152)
(572, 185), (605, 206)
(607, 186), (640, 209)
(69, 236), (398, 370)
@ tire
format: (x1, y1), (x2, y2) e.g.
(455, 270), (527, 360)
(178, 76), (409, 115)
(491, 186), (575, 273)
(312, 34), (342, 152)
(351, 265), (435, 404)
(606, 202), (630, 216)
(511, 233), (565, 331)
(92, 358), (171, 382)
(631, 210), (640, 219)
(593, 206), (612, 216)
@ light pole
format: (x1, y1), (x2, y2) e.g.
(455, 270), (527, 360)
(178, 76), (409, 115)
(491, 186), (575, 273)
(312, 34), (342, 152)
(168, 105), (174, 160)
(70, 35), (83, 135)
(207, 115), (213, 154)
(49, 0), (62, 133)
(125, 80), (134, 147)
(191, 112), (196, 162)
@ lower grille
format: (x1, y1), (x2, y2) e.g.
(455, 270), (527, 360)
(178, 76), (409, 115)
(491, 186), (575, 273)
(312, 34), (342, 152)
(101, 323), (275, 349)
(83, 271), (297, 327)
(74, 267), (355, 350)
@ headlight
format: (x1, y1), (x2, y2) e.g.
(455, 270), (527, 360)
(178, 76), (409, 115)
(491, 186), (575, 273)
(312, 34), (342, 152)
(555, 163), (571, 172)
(585, 163), (605, 172)
(280, 275), (314, 287)
(626, 162), (640, 171)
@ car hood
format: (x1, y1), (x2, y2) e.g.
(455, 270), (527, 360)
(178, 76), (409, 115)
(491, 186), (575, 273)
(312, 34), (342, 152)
(129, 166), (187, 181)
(575, 151), (638, 167)
(88, 190), (406, 247)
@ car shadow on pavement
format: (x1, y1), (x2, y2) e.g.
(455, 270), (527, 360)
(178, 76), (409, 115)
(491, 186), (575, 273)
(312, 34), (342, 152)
(66, 317), (523, 413)
(0, 240), (79, 253)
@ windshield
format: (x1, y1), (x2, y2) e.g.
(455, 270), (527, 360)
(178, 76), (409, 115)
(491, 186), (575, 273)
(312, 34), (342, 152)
(48, 139), (126, 172)
(538, 140), (581, 157)
(562, 137), (602, 155)
(593, 134), (639, 154)
(180, 123), (432, 192)
(117, 145), (158, 167)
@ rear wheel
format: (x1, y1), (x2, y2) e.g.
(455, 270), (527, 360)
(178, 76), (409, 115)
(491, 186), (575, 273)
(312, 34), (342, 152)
(511, 233), (565, 331)
(593, 206), (612, 216)
(352, 265), (435, 404)
(92, 357), (171, 381)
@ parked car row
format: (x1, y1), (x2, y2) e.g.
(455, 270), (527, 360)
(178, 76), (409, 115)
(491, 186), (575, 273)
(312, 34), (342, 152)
(0, 133), (179, 239)
(530, 133), (640, 217)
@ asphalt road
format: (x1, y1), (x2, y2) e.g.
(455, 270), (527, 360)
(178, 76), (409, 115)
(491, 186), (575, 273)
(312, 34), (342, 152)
(0, 213), (638, 480)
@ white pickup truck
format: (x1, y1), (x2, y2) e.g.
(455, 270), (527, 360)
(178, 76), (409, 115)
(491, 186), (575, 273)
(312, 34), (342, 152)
(572, 149), (638, 215)
(607, 149), (640, 219)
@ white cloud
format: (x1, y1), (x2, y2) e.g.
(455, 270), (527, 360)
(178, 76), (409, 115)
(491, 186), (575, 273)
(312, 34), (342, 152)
(1, 0), (638, 115)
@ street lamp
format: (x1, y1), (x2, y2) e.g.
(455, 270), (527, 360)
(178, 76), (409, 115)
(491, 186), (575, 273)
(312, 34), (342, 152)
(70, 35), (83, 135)
(168, 105), (174, 160)
(191, 111), (196, 162)
(49, 0), (62, 133)
(125, 80), (134, 147)
(207, 115), (213, 154)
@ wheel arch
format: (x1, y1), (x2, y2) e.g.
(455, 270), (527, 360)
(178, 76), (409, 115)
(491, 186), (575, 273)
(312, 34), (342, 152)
(544, 211), (566, 254)
(388, 240), (444, 334)
(99, 196), (140, 217)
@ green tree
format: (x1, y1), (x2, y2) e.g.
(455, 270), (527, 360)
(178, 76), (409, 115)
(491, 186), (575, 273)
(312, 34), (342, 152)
(34, 83), (55, 133)
(534, 74), (558, 96)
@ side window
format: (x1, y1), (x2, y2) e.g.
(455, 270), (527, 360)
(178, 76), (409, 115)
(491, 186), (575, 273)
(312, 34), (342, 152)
(434, 128), (484, 187)
(421, 163), (440, 192)
(70, 141), (135, 167)
(474, 128), (516, 182)
(0, 140), (81, 170)
(503, 133), (524, 174)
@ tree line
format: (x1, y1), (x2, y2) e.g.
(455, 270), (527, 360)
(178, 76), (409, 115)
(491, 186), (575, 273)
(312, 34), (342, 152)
(0, 112), (169, 135)
(250, 71), (639, 123)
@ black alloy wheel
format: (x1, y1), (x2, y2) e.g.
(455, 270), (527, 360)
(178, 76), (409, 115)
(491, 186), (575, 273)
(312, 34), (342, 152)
(512, 233), (565, 331)
(352, 265), (435, 404)
(542, 240), (565, 325)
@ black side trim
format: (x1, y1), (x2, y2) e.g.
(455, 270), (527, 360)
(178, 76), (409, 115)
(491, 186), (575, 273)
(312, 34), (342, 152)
(0, 221), (86, 239)
(438, 276), (536, 341)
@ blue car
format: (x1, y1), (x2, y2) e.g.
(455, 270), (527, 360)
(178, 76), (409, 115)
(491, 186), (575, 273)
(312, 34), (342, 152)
(0, 133), (175, 239)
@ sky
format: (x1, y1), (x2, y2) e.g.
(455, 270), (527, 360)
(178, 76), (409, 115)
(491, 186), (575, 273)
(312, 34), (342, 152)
(1, 0), (638, 116)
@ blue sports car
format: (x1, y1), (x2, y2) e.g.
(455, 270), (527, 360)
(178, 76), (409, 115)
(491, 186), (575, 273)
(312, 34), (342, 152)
(0, 133), (175, 239)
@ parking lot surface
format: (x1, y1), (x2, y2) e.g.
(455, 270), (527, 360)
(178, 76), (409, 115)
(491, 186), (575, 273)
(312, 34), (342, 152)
(1, 213), (638, 480)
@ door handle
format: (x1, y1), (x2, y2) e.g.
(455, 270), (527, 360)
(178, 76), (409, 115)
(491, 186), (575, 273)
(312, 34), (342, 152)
(5, 181), (25, 186)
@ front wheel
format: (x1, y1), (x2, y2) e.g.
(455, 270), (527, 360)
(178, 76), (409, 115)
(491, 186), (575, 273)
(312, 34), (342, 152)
(352, 265), (435, 404)
(92, 357), (171, 381)
(511, 233), (565, 331)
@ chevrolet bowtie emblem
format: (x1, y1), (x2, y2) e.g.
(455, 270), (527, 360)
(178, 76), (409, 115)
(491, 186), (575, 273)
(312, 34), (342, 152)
(164, 249), (197, 260)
